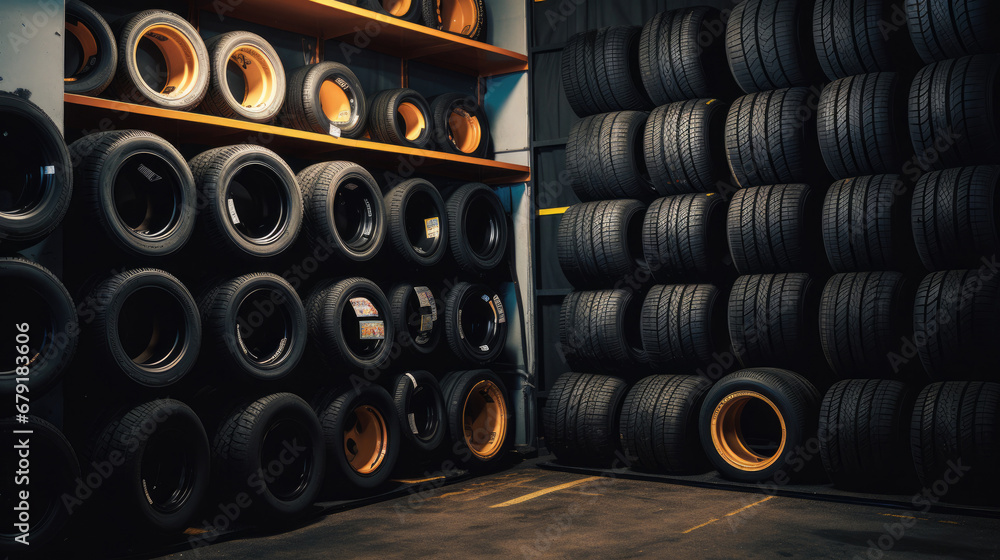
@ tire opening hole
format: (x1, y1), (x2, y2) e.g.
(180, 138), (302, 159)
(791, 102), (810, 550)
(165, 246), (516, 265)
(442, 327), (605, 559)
(135, 25), (200, 99)
(403, 190), (440, 256)
(64, 19), (99, 81)
(113, 152), (183, 240)
(712, 392), (787, 471)
(0, 113), (57, 217)
(140, 427), (197, 513)
(397, 102), (426, 141)
(235, 288), (292, 366)
(344, 405), (388, 475)
(464, 194), (501, 260)
(226, 163), (288, 244)
(117, 286), (187, 371)
(261, 418), (313, 500)
(462, 379), (506, 459)
(0, 282), (55, 378)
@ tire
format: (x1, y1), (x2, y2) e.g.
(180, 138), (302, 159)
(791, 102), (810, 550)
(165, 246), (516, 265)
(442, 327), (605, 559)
(542, 372), (630, 467)
(65, 0), (117, 96)
(428, 93), (490, 157)
(87, 399), (210, 532)
(912, 166), (1000, 271)
(725, 88), (824, 189)
(422, 0), (485, 41)
(441, 369), (513, 467)
(561, 31), (600, 117)
(817, 73), (911, 180)
(0, 258), (77, 398)
(109, 10), (209, 110)
(596, 26), (653, 113)
(640, 285), (731, 375)
(905, 0), (1000, 63)
(361, 0), (423, 22)
(642, 194), (731, 283)
(442, 282), (507, 366)
(385, 178), (447, 266)
(620, 375), (712, 474)
(0, 416), (79, 550)
(298, 161), (386, 263)
(446, 183), (507, 272)
(700, 368), (822, 482)
(306, 277), (395, 372)
(819, 272), (914, 379)
(315, 385), (400, 491)
(822, 175), (913, 273)
(210, 393), (325, 518)
(283, 62), (368, 138)
(368, 88), (432, 148)
(913, 270), (1000, 380)
(558, 200), (648, 288)
(559, 289), (647, 372)
(728, 274), (822, 372)
(566, 111), (655, 201)
(725, 0), (821, 93)
(644, 99), (730, 196)
(201, 31), (286, 123)
(392, 370), (447, 454)
(200, 273), (308, 382)
(188, 144), (303, 259)
(820, 379), (916, 490)
(85, 268), (201, 388)
(727, 184), (821, 274)
(812, 0), (919, 80)
(908, 55), (1000, 171)
(389, 283), (441, 356)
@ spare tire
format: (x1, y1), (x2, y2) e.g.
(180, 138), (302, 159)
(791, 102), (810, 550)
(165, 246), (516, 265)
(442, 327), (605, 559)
(65, 0), (117, 96)
(543, 372), (630, 467)
(306, 277), (395, 372)
(446, 183), (507, 272)
(385, 178), (447, 266)
(201, 31), (286, 123)
(642, 193), (731, 283)
(822, 174), (914, 273)
(429, 93), (490, 157)
(621, 375), (712, 474)
(422, 0), (485, 41)
(725, 0), (822, 93)
(442, 282), (507, 366)
(298, 161), (386, 263)
(284, 62), (368, 138)
(315, 384), (400, 492)
(392, 370), (447, 454)
(368, 88), (432, 148)
(441, 369), (513, 467)
(389, 283), (441, 356)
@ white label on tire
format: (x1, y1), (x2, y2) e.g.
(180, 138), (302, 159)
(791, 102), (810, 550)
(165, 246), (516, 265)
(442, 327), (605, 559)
(492, 295), (506, 324)
(227, 198), (241, 225)
(414, 287), (438, 321)
(405, 372), (418, 389)
(350, 297), (379, 317)
(43, 166), (55, 175)
(425, 217), (440, 239)
(359, 320), (385, 340)
(419, 314), (434, 332)
(408, 413), (420, 435)
(479, 344), (489, 352)
(329, 123), (342, 137)
(457, 310), (464, 339)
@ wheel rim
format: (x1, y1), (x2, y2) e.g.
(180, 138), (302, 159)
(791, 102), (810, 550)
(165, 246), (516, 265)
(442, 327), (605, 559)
(225, 162), (289, 245)
(448, 108), (482, 154)
(403, 190), (441, 256)
(112, 151), (184, 242)
(0, 112), (60, 220)
(462, 379), (507, 460)
(333, 180), (378, 252)
(711, 390), (787, 472)
(260, 419), (313, 500)
(344, 405), (389, 475)
(339, 289), (386, 359)
(235, 288), (293, 367)
(134, 24), (201, 99)
(64, 19), (100, 81)
(463, 193), (502, 262)
(409, 385), (440, 442)
(0, 280), (56, 379)
(397, 102), (426, 142)
(224, 44), (280, 115)
(459, 289), (500, 351)
(382, 0), (412, 16)
(117, 286), (187, 374)
(439, 0), (478, 35)
(140, 427), (197, 514)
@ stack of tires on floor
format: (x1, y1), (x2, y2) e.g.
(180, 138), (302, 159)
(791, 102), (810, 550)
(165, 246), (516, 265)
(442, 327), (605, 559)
(544, 0), (1000, 503)
(0, 1), (512, 554)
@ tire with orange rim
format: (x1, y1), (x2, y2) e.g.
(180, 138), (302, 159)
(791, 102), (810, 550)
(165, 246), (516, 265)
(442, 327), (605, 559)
(315, 385), (400, 492)
(441, 369), (513, 467)
(284, 62), (368, 139)
(110, 10), (210, 110)
(699, 368), (821, 483)
(422, 0), (485, 41)
(201, 31), (286, 123)
(368, 88), (433, 148)
(65, 1), (116, 96)
(360, 0), (423, 23)
(429, 93), (490, 157)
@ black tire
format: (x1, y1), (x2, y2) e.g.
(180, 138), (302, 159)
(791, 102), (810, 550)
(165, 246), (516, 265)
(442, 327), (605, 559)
(700, 368), (822, 482)
(559, 289), (647, 373)
(201, 31), (286, 123)
(109, 10), (209, 110)
(442, 282), (507, 366)
(642, 194), (731, 283)
(819, 272), (914, 379)
(620, 375), (712, 474)
(200, 273), (308, 382)
(820, 379), (916, 490)
(728, 274), (822, 372)
(912, 166), (1000, 271)
(561, 31), (600, 118)
(543, 372), (630, 467)
(85, 268), (201, 388)
(446, 183), (507, 272)
(644, 99), (730, 196)
(0, 416), (79, 551)
(389, 283), (441, 356)
(385, 178), (447, 266)
(283, 62), (368, 138)
(812, 0), (919, 80)
(298, 161), (386, 263)
(65, 0), (117, 96)
(0, 92), (73, 250)
(422, 0), (485, 41)
(725, 0), (822, 93)
(913, 270), (1000, 380)
(210, 393), (325, 518)
(557, 200), (648, 288)
(640, 285), (731, 375)
(905, 0), (1000, 63)
(818, 73), (911, 180)
(822, 174), (913, 273)
(725, 88), (824, 189)
(392, 370), (447, 454)
(87, 399), (210, 532)
(368, 88), (432, 148)
(727, 184), (821, 274)
(0, 258), (77, 398)
(315, 384), (400, 491)
(908, 55), (1000, 171)
(188, 144), (303, 259)
(566, 111), (654, 201)
(360, 0), (423, 22)
(596, 26), (653, 113)
(428, 93), (490, 157)
(441, 369), (513, 467)
(306, 277), (394, 373)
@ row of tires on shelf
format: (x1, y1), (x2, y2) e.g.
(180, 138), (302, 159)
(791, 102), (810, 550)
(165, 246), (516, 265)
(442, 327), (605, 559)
(0, 367), (513, 550)
(65, 3), (490, 155)
(544, 369), (999, 502)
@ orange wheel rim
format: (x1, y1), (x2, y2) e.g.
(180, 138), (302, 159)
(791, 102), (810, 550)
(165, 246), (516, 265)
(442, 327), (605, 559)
(439, 0), (478, 35)
(344, 405), (389, 475)
(462, 380), (507, 460)
(383, 0), (412, 16)
(448, 108), (482, 153)
(134, 24), (201, 99)
(226, 44), (279, 113)
(320, 79), (353, 125)
(65, 20), (99, 80)
(710, 390), (787, 472)
(397, 102), (426, 141)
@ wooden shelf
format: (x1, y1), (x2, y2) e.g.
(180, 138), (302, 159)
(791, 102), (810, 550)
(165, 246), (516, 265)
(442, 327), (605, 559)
(65, 94), (531, 185)
(196, 0), (528, 77)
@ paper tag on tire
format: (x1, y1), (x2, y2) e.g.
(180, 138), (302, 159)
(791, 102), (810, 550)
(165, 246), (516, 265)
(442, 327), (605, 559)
(359, 320), (385, 340)
(414, 287), (437, 321)
(492, 295), (506, 324)
(350, 297), (379, 317)
(329, 123), (342, 137)
(424, 217), (440, 239)
(419, 313), (434, 332)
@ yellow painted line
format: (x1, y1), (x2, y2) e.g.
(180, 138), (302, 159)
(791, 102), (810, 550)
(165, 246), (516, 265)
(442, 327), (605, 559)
(489, 476), (601, 508)
(681, 518), (721, 534)
(392, 476), (446, 484)
(537, 207), (569, 216)
(183, 528), (209, 535)
(938, 520), (960, 525)
(880, 513), (928, 521)
(682, 495), (775, 534)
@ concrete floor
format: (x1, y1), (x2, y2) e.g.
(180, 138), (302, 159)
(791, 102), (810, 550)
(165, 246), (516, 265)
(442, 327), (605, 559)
(157, 458), (1000, 560)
